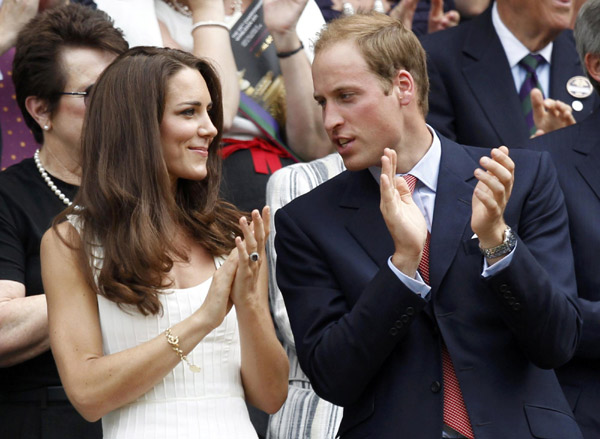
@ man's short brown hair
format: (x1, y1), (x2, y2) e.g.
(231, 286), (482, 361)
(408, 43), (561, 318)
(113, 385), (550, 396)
(314, 13), (429, 116)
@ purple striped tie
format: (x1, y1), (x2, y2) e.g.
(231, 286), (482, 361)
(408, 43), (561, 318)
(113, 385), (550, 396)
(518, 54), (546, 136)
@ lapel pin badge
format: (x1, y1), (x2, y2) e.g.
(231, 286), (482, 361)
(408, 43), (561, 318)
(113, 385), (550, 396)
(566, 76), (593, 99)
(572, 100), (584, 112)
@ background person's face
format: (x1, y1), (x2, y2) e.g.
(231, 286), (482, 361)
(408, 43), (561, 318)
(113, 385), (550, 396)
(502, 0), (572, 33)
(46, 47), (116, 152)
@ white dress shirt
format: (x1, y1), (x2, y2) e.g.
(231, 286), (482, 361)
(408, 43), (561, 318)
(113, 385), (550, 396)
(492, 2), (553, 98)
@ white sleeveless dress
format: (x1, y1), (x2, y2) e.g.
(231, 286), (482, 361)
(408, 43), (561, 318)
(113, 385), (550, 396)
(68, 217), (257, 439)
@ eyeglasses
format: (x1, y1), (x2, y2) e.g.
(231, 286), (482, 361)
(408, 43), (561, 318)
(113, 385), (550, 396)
(58, 84), (93, 106)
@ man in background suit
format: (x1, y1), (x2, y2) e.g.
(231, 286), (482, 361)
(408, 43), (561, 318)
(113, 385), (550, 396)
(527, 2), (600, 437)
(275, 13), (582, 439)
(421, 0), (598, 148)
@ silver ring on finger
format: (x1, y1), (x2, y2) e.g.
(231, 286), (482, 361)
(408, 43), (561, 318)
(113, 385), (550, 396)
(249, 252), (260, 262)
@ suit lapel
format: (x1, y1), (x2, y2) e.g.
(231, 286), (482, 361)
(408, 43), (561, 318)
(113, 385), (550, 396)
(340, 170), (394, 267)
(573, 111), (600, 201)
(461, 10), (529, 146)
(430, 139), (479, 291)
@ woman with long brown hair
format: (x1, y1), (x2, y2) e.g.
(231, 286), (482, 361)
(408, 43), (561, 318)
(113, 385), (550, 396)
(40, 46), (288, 438)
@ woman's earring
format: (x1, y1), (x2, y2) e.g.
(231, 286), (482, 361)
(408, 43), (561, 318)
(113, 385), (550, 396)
(43, 124), (50, 131)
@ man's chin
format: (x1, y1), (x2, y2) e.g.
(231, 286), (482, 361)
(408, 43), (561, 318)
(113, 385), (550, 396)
(341, 156), (371, 172)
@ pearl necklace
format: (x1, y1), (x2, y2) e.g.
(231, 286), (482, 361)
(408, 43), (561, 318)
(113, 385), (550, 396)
(34, 149), (73, 207)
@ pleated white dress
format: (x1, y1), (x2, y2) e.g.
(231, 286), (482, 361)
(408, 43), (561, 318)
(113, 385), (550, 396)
(68, 218), (257, 439)
(98, 264), (257, 439)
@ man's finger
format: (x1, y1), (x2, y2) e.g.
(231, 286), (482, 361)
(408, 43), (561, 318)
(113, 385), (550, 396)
(430, 0), (444, 17)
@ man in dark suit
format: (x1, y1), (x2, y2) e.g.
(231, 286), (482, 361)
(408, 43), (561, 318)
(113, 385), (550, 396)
(275, 13), (583, 439)
(526, 2), (600, 437)
(420, 0), (598, 148)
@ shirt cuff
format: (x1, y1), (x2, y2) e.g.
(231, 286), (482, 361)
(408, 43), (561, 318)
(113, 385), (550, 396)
(387, 257), (431, 299)
(481, 242), (517, 277)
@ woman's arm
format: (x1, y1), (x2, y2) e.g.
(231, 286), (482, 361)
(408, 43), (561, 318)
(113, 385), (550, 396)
(264, 0), (332, 161)
(188, 0), (240, 130)
(0, 281), (49, 367)
(41, 223), (236, 421)
(0, 0), (38, 56)
(232, 208), (289, 413)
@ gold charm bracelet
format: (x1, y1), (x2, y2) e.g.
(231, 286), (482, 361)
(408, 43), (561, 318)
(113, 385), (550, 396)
(165, 327), (201, 373)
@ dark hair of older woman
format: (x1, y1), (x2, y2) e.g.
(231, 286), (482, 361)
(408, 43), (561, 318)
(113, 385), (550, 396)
(0, 4), (127, 438)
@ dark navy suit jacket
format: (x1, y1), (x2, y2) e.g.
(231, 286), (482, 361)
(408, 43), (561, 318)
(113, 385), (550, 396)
(275, 137), (583, 438)
(420, 7), (598, 148)
(527, 109), (600, 439)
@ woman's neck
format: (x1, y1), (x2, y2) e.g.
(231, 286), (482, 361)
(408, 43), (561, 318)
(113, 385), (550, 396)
(39, 142), (82, 186)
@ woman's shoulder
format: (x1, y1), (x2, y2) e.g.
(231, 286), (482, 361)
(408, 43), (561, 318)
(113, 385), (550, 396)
(41, 217), (82, 256)
(0, 158), (37, 194)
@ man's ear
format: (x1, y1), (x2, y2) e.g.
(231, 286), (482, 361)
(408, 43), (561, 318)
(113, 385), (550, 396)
(585, 52), (600, 85)
(392, 69), (415, 106)
(25, 96), (51, 130)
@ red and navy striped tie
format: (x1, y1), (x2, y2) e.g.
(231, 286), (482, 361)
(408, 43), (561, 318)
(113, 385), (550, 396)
(403, 174), (474, 439)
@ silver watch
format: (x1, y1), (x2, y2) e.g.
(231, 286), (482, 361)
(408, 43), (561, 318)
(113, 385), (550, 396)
(479, 226), (517, 259)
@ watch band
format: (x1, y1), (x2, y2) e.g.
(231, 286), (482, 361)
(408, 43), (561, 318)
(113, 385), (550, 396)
(479, 226), (517, 259)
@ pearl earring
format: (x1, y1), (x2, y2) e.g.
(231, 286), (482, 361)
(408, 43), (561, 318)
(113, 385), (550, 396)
(43, 125), (50, 131)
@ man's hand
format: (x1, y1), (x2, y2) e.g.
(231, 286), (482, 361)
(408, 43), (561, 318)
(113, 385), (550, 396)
(388, 0), (419, 29)
(388, 0), (459, 33)
(530, 89), (576, 138)
(428, 0), (460, 34)
(380, 148), (428, 277)
(471, 146), (514, 262)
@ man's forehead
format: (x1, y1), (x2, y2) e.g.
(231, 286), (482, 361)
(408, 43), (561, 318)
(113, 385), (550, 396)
(315, 39), (361, 60)
(313, 42), (369, 77)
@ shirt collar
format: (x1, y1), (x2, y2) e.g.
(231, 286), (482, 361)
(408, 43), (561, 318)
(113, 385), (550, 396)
(491, 2), (553, 69)
(369, 125), (440, 193)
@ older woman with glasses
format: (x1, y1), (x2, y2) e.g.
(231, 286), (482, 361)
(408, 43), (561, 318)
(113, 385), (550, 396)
(0, 5), (128, 438)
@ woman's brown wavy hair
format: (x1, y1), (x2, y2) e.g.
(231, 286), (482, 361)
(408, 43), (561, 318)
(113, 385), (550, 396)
(55, 47), (242, 315)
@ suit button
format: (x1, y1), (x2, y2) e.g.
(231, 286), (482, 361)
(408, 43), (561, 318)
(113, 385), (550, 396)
(513, 303), (521, 311)
(395, 320), (403, 329)
(406, 307), (415, 316)
(503, 291), (512, 299)
(499, 284), (509, 293)
(507, 298), (515, 305)
(431, 381), (441, 393)
(390, 328), (398, 336)
(401, 314), (409, 323)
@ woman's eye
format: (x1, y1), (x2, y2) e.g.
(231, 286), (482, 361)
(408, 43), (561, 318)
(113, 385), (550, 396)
(181, 108), (195, 116)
